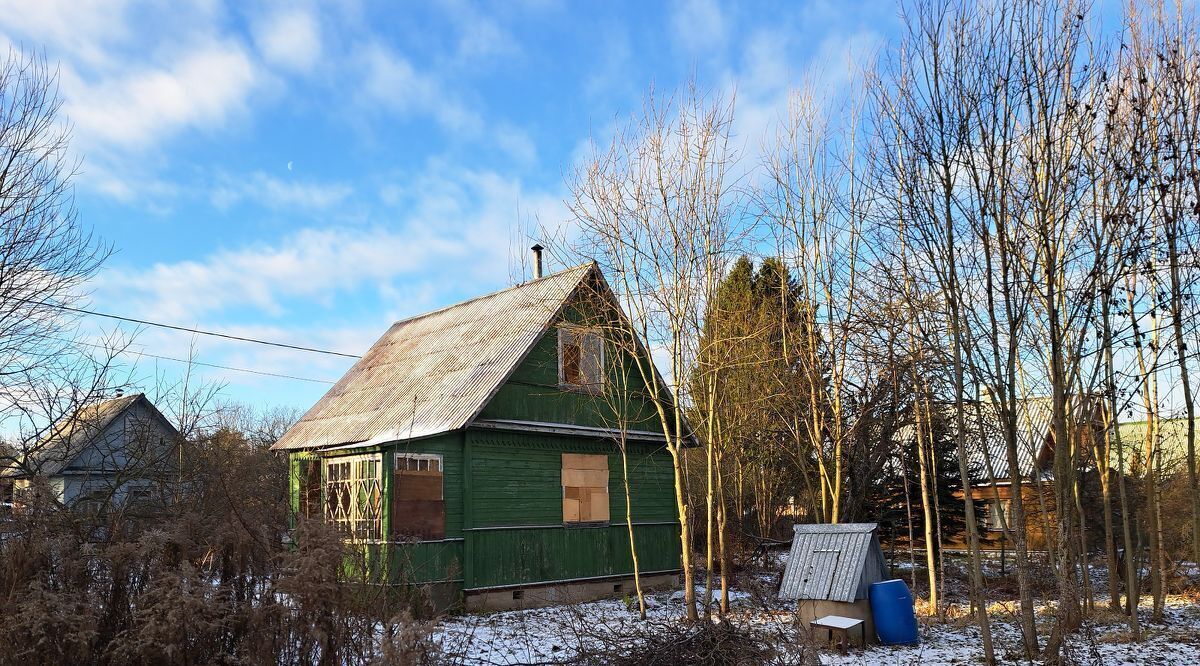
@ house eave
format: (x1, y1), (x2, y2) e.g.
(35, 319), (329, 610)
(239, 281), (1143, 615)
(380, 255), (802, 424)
(469, 418), (667, 442)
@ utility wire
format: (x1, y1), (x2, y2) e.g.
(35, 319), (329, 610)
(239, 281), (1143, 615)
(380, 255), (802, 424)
(67, 338), (338, 385)
(22, 298), (362, 359)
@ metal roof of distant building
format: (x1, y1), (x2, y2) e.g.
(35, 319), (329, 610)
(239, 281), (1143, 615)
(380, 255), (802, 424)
(894, 397), (1059, 480)
(271, 264), (599, 451)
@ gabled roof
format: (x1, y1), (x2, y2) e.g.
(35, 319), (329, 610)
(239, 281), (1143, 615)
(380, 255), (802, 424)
(273, 264), (602, 451)
(778, 523), (887, 602)
(3, 393), (177, 477)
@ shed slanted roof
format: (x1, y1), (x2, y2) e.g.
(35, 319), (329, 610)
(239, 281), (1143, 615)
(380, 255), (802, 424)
(272, 264), (597, 451)
(893, 398), (1056, 480)
(778, 523), (886, 603)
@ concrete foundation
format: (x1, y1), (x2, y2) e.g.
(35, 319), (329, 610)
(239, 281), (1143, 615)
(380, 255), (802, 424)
(795, 598), (876, 647)
(465, 572), (678, 612)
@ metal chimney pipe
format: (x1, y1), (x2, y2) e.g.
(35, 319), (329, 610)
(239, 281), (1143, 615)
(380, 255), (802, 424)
(531, 244), (544, 279)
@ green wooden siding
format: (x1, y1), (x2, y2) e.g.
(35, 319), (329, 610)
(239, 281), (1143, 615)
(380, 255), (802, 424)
(467, 429), (677, 527)
(385, 540), (465, 584)
(464, 523), (679, 589)
(463, 427), (680, 588)
(478, 309), (663, 431)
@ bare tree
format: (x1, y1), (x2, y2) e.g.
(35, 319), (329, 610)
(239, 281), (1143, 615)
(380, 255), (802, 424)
(0, 49), (109, 393)
(567, 85), (744, 622)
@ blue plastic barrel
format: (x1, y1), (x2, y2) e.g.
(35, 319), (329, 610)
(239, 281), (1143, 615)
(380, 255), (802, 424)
(869, 579), (919, 645)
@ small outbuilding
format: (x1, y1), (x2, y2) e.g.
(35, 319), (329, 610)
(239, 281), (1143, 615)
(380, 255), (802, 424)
(778, 523), (888, 643)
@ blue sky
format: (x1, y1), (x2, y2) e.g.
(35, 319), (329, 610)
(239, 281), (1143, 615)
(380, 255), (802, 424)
(0, 0), (893, 414)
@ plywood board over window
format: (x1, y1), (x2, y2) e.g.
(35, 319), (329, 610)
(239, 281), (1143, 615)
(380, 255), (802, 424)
(393, 453), (445, 540)
(562, 453), (609, 523)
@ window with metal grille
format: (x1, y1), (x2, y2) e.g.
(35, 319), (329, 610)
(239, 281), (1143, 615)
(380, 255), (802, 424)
(324, 454), (383, 541)
(558, 326), (604, 392)
(393, 453), (444, 540)
(562, 453), (609, 524)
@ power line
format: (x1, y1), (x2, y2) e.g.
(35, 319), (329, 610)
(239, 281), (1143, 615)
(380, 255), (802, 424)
(68, 338), (338, 385)
(27, 299), (362, 359)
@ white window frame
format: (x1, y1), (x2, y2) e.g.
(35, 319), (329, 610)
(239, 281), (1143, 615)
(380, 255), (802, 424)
(394, 453), (444, 501)
(557, 325), (605, 393)
(324, 453), (383, 541)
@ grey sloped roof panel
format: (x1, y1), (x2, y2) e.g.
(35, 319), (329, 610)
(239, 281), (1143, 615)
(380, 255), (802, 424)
(778, 523), (882, 603)
(893, 398), (1058, 480)
(967, 399), (1051, 480)
(272, 264), (596, 451)
(3, 393), (179, 477)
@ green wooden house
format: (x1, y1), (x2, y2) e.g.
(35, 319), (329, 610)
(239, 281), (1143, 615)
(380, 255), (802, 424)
(271, 261), (682, 610)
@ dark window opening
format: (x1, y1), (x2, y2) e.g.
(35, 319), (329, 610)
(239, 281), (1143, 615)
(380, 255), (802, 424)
(558, 326), (603, 392)
(299, 459), (322, 519)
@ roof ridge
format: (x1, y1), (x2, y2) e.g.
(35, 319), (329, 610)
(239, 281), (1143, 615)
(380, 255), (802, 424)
(385, 262), (594, 330)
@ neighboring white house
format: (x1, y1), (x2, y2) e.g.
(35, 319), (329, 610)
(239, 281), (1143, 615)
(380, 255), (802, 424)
(1, 393), (181, 510)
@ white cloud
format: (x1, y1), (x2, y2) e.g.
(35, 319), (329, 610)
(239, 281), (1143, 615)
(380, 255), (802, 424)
(253, 8), (322, 73)
(211, 172), (352, 211)
(358, 42), (483, 135)
(62, 40), (258, 152)
(95, 165), (565, 323)
(436, 0), (517, 63)
(493, 124), (537, 165)
(670, 0), (727, 55)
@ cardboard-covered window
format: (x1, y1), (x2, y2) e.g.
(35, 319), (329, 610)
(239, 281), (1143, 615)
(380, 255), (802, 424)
(324, 454), (383, 541)
(393, 453), (445, 540)
(562, 453), (609, 524)
(558, 326), (604, 392)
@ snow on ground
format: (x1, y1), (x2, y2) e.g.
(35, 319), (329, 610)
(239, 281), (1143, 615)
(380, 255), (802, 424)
(433, 585), (1200, 665)
(823, 597), (1200, 665)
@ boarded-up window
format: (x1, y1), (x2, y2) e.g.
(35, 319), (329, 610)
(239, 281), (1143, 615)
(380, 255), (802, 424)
(562, 453), (609, 523)
(324, 454), (383, 541)
(393, 453), (445, 540)
(558, 326), (604, 392)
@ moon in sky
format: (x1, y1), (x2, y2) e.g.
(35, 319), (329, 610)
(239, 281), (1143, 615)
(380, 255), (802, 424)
(287, 161), (293, 171)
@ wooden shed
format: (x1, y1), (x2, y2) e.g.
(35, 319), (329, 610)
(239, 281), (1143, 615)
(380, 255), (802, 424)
(271, 262), (683, 611)
(778, 523), (888, 642)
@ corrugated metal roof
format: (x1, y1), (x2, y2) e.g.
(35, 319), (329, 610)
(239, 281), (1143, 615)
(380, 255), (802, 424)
(967, 399), (1052, 480)
(1113, 417), (1196, 474)
(778, 523), (886, 602)
(272, 264), (597, 451)
(892, 398), (1056, 480)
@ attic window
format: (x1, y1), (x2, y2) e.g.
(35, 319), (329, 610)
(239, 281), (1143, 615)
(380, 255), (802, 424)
(562, 453), (609, 524)
(558, 326), (604, 392)
(393, 453), (445, 541)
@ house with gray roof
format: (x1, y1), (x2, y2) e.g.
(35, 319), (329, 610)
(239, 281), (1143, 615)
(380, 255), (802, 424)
(1, 392), (181, 511)
(272, 258), (684, 611)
